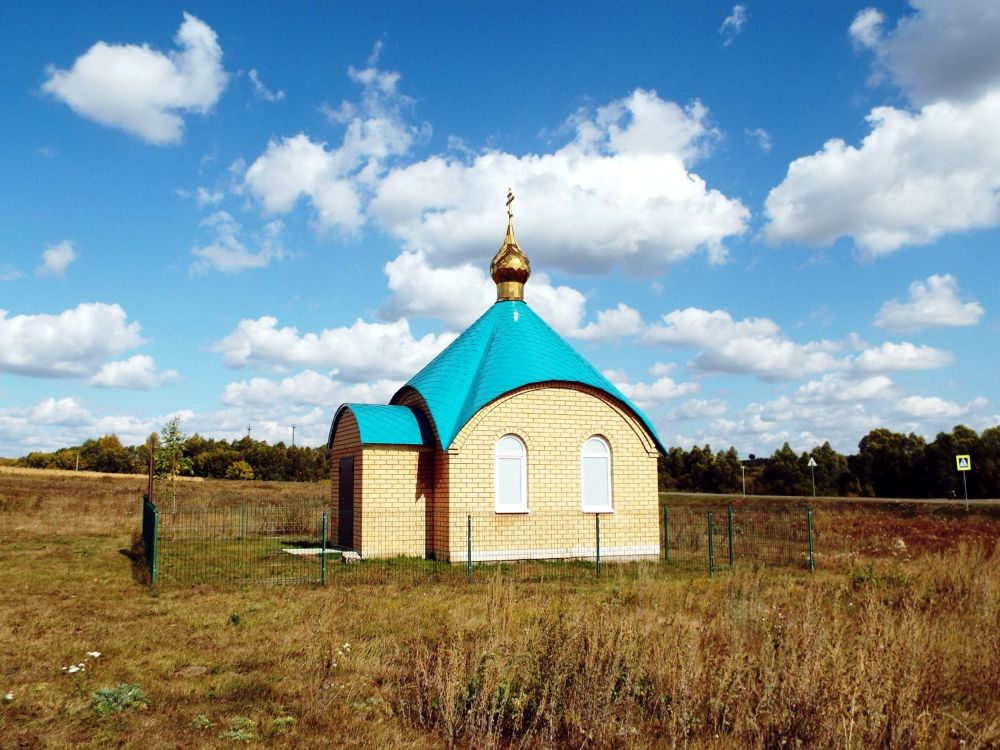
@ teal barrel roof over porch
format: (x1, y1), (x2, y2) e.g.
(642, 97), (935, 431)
(391, 300), (665, 453)
(327, 403), (434, 448)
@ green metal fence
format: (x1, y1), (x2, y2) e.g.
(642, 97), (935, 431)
(662, 504), (815, 575)
(144, 498), (329, 585)
(139, 499), (816, 586)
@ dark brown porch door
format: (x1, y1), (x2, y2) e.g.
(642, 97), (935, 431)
(337, 457), (354, 548)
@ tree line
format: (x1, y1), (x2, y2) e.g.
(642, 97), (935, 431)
(13, 420), (330, 482)
(9, 421), (999, 498)
(659, 424), (1000, 498)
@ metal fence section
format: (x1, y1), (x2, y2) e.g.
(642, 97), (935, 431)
(139, 499), (816, 586)
(148, 498), (329, 585)
(663, 504), (815, 574)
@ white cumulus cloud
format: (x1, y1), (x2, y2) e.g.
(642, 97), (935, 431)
(220, 370), (400, 409)
(850, 0), (1000, 105)
(0, 303), (143, 378)
(766, 1), (1000, 256)
(212, 315), (455, 381)
(848, 341), (953, 372)
(248, 68), (284, 102)
(874, 274), (984, 331)
(90, 355), (179, 389)
(379, 251), (493, 330)
(643, 307), (842, 380)
(378, 249), (636, 342)
(190, 211), (286, 274)
(764, 92), (1000, 255)
(849, 8), (886, 51)
(42, 13), (228, 145)
(36, 241), (76, 277)
(668, 399), (730, 420)
(371, 89), (748, 275)
(243, 57), (425, 235)
(573, 304), (644, 342)
(642, 306), (953, 380)
(792, 373), (897, 403)
(893, 395), (988, 419)
(605, 370), (698, 411)
(720, 5), (748, 46)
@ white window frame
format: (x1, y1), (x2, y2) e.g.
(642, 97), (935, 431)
(494, 434), (528, 513)
(581, 436), (613, 513)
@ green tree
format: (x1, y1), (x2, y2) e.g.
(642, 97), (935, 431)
(710, 447), (743, 493)
(79, 435), (133, 474)
(807, 442), (856, 496)
(154, 417), (193, 480)
(759, 443), (809, 496)
(976, 426), (1000, 498)
(921, 425), (979, 498)
(850, 428), (926, 498)
(196, 448), (240, 478)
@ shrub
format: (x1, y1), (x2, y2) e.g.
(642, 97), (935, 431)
(91, 683), (149, 717)
(225, 460), (254, 480)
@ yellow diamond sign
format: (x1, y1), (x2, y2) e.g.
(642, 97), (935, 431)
(956, 454), (971, 472)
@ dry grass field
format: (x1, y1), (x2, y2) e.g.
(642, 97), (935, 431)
(1, 469), (999, 749)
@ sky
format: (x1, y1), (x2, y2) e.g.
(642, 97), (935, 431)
(1, 0), (998, 458)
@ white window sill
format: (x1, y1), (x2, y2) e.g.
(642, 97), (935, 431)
(583, 507), (614, 514)
(495, 507), (529, 514)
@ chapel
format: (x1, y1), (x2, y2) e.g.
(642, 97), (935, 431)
(327, 192), (665, 562)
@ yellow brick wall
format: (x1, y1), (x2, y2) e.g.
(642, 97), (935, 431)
(330, 407), (434, 558)
(438, 383), (660, 562)
(333, 384), (660, 563)
(358, 446), (432, 558)
(396, 389), (452, 557)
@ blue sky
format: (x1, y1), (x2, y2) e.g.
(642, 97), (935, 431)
(1, 0), (998, 457)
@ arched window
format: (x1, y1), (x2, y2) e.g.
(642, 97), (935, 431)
(582, 436), (612, 512)
(495, 435), (527, 513)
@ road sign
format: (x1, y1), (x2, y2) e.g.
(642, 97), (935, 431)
(807, 457), (817, 467)
(956, 455), (971, 472)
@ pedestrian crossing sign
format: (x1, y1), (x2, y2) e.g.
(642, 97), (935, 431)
(956, 455), (971, 471)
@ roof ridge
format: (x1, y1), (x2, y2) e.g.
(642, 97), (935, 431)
(456, 304), (504, 433)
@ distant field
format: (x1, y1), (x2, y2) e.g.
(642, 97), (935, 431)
(1, 471), (998, 748)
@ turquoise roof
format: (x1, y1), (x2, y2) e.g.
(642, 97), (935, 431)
(328, 404), (433, 447)
(391, 300), (665, 453)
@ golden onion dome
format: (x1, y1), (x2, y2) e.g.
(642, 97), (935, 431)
(490, 188), (531, 301)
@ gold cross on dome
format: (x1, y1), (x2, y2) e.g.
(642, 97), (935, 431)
(506, 188), (514, 220)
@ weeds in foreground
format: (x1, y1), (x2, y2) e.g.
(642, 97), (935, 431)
(91, 684), (149, 717)
(394, 544), (1000, 749)
(219, 715), (256, 742)
(2, 472), (998, 749)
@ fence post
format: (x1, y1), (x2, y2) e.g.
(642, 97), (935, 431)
(143, 495), (159, 586)
(807, 507), (815, 574)
(663, 506), (669, 562)
(239, 500), (246, 540)
(466, 514), (472, 582)
(321, 512), (328, 586)
(707, 512), (715, 578)
(595, 514), (601, 579)
(727, 504), (735, 569)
